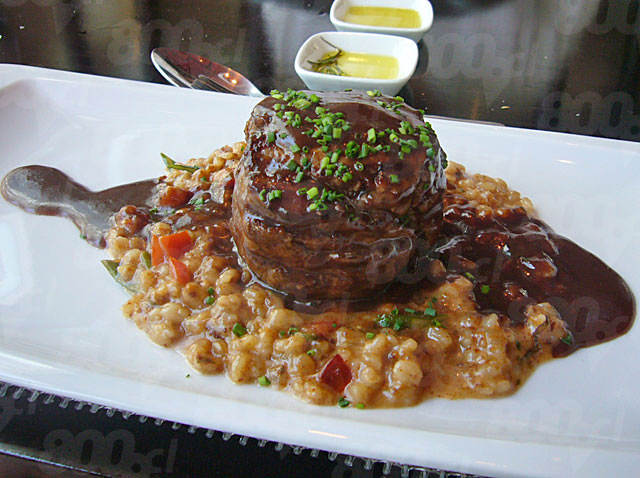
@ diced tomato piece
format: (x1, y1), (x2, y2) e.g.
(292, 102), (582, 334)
(168, 256), (191, 285)
(151, 235), (164, 266)
(159, 230), (194, 259)
(319, 354), (351, 393)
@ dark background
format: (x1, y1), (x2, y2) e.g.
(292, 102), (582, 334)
(0, 1), (638, 477)
(1, 0), (639, 140)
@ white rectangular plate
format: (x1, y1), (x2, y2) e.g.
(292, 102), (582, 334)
(1, 64), (638, 478)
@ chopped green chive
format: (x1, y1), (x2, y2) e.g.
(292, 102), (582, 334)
(204, 295), (215, 305)
(390, 174), (399, 183)
(365, 332), (375, 339)
(292, 98), (311, 110)
(306, 349), (316, 357)
(342, 172), (353, 182)
(356, 402), (365, 409)
(286, 159), (298, 171)
(561, 333), (574, 345)
(258, 376), (271, 386)
(481, 285), (491, 294)
(290, 144), (301, 154)
(464, 272), (475, 281)
(306, 187), (319, 199)
(354, 161), (364, 171)
(267, 132), (276, 143)
(337, 397), (350, 408)
(359, 143), (370, 158)
(267, 189), (282, 201)
(424, 307), (437, 317)
(232, 323), (247, 337)
(367, 128), (376, 143)
(259, 189), (266, 201)
(294, 171), (304, 183)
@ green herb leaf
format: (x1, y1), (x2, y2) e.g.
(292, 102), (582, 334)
(101, 260), (137, 294)
(161, 153), (199, 173)
(141, 251), (152, 269)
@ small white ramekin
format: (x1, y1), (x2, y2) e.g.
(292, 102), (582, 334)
(294, 31), (418, 96)
(329, 0), (434, 43)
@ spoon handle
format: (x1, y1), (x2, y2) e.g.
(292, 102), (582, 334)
(1, 166), (157, 248)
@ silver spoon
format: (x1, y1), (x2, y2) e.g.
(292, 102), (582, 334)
(151, 47), (265, 97)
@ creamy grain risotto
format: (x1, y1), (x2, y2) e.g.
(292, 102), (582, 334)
(105, 144), (568, 407)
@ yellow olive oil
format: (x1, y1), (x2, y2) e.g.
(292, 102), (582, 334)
(343, 6), (421, 29)
(336, 51), (399, 79)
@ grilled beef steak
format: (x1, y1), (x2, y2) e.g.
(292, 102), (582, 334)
(231, 90), (447, 301)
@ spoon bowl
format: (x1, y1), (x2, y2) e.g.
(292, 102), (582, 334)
(151, 47), (265, 97)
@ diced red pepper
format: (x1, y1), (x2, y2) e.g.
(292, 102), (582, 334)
(150, 231), (194, 271)
(151, 235), (164, 266)
(319, 354), (351, 393)
(159, 230), (194, 259)
(168, 256), (191, 285)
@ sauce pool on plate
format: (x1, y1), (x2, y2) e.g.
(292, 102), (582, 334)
(343, 6), (422, 29)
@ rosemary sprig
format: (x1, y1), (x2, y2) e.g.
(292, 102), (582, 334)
(308, 37), (347, 76)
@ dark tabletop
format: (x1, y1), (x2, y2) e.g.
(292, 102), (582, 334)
(0, 1), (638, 477)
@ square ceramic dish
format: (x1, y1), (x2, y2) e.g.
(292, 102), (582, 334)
(330, 0), (434, 42)
(294, 31), (418, 96)
(0, 65), (639, 478)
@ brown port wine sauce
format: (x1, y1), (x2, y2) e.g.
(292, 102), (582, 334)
(1, 164), (635, 358)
